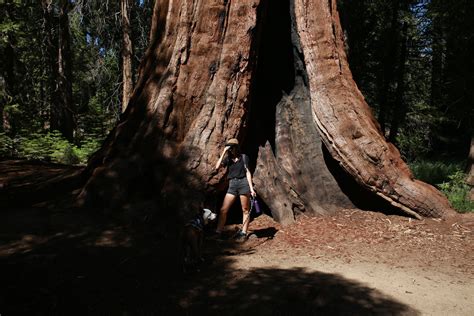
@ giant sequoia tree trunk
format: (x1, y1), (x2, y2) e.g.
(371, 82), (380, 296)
(78, 0), (454, 225)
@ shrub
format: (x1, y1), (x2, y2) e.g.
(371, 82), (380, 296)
(410, 160), (473, 213)
(75, 136), (103, 164)
(439, 171), (474, 213)
(396, 104), (434, 161)
(17, 131), (80, 164)
(1, 130), (102, 165)
(409, 160), (461, 186)
(0, 133), (14, 158)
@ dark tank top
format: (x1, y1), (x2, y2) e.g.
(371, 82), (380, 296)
(224, 154), (249, 179)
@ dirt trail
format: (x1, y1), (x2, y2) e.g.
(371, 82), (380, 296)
(233, 242), (473, 315)
(220, 212), (474, 315)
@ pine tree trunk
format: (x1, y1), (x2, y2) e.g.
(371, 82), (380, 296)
(42, 0), (55, 132)
(376, 0), (401, 134)
(2, 36), (14, 133)
(78, 0), (454, 223)
(388, 22), (408, 143)
(2, 2), (16, 133)
(49, 0), (75, 141)
(121, 0), (134, 112)
(430, 2), (444, 109)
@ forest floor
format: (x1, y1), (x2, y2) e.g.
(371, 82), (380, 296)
(1, 160), (473, 315)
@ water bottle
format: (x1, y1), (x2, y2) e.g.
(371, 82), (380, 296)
(252, 197), (261, 215)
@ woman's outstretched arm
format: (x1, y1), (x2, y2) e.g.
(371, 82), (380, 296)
(215, 146), (230, 170)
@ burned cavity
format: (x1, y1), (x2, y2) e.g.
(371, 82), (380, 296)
(242, 0), (404, 218)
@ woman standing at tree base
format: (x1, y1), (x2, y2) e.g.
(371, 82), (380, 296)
(214, 138), (256, 240)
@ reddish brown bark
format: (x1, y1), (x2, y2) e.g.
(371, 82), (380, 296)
(79, 0), (259, 218)
(78, 0), (454, 223)
(293, 0), (453, 218)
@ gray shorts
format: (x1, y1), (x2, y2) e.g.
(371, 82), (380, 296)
(227, 177), (250, 196)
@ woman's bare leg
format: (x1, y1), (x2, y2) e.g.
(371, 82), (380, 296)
(216, 193), (236, 232)
(240, 194), (251, 233)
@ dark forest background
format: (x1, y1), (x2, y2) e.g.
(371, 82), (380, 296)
(1, 0), (472, 211)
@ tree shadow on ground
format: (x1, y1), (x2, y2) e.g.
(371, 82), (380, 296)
(0, 161), (417, 315)
(0, 160), (84, 208)
(0, 206), (418, 315)
(175, 266), (419, 316)
(0, 206), (179, 315)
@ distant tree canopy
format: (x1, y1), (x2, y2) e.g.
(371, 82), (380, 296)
(338, 0), (473, 161)
(0, 0), (473, 213)
(0, 0), (153, 163)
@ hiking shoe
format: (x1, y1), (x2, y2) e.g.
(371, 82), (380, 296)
(233, 230), (247, 241)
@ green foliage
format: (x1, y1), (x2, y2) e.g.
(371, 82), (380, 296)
(76, 136), (103, 164)
(17, 131), (78, 164)
(439, 171), (474, 213)
(0, 132), (14, 157)
(397, 132), (429, 161)
(395, 101), (444, 161)
(0, 20), (20, 44)
(0, 131), (103, 165)
(0, 0), (150, 165)
(410, 160), (473, 213)
(410, 160), (462, 186)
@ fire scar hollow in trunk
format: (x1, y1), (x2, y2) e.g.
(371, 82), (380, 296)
(78, 0), (454, 225)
